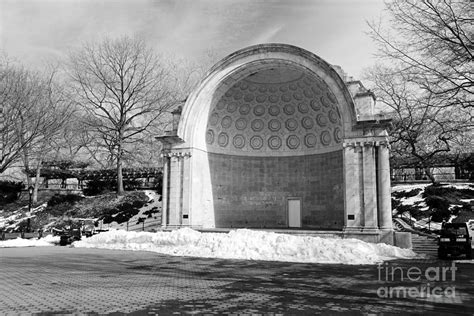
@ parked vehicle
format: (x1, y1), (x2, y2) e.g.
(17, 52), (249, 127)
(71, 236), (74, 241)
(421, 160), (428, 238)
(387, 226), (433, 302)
(52, 219), (97, 246)
(438, 222), (472, 259)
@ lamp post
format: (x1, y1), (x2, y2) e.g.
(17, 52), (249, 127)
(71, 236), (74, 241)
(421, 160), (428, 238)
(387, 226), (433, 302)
(27, 186), (34, 233)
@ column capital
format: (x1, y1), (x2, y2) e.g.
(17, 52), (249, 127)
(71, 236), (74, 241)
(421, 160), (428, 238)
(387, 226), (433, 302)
(343, 141), (362, 148)
(162, 151), (192, 158)
(375, 140), (390, 148)
(343, 138), (389, 148)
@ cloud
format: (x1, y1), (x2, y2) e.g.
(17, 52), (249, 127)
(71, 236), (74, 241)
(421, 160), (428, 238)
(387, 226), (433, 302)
(250, 24), (284, 45)
(0, 0), (385, 77)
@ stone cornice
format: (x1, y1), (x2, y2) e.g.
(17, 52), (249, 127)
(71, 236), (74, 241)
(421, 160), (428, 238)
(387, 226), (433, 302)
(161, 150), (192, 158)
(343, 139), (390, 148)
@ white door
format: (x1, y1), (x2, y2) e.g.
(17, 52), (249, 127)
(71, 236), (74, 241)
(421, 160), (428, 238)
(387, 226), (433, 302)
(288, 199), (301, 228)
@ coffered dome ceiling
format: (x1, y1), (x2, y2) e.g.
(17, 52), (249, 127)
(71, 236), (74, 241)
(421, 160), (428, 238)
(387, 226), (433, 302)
(205, 67), (343, 156)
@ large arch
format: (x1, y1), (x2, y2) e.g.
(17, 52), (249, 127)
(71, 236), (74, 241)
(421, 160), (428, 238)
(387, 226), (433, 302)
(158, 44), (394, 243)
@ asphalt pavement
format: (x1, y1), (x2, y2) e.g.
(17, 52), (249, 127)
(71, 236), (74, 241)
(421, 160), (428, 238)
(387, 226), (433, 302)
(1, 246), (473, 315)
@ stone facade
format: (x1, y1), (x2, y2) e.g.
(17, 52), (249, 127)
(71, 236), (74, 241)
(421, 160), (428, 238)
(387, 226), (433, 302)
(157, 44), (394, 244)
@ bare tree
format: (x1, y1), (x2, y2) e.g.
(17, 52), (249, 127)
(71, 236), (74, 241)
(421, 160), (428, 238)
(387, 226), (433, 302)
(366, 65), (472, 183)
(368, 0), (473, 110)
(69, 36), (176, 195)
(0, 61), (71, 188)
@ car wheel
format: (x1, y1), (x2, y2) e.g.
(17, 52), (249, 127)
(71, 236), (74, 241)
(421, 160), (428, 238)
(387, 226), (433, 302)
(438, 249), (447, 260)
(59, 238), (68, 246)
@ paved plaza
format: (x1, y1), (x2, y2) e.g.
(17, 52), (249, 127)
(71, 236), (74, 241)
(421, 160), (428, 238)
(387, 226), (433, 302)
(1, 246), (473, 315)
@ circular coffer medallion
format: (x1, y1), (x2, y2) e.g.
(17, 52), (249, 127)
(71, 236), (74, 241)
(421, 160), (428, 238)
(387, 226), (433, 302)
(310, 99), (321, 111)
(311, 86), (321, 96)
(250, 136), (263, 149)
(281, 93), (291, 102)
(268, 105), (280, 116)
(287, 135), (300, 149)
(256, 95), (266, 103)
(334, 127), (342, 143)
(227, 102), (238, 113)
(304, 133), (317, 148)
(327, 91), (337, 103)
(303, 89), (314, 98)
(209, 113), (219, 126)
(285, 118), (298, 131)
(221, 116), (233, 129)
(233, 134), (245, 149)
(235, 118), (247, 130)
(316, 114), (328, 127)
(314, 80), (325, 91)
(216, 101), (225, 110)
(253, 104), (265, 116)
(243, 94), (254, 102)
(269, 95), (279, 103)
(298, 102), (309, 113)
(320, 95), (331, 108)
(233, 91), (243, 100)
(239, 104), (251, 115)
(251, 119), (264, 132)
(268, 119), (281, 132)
(206, 129), (214, 145)
(218, 132), (229, 147)
(301, 116), (314, 129)
(329, 110), (339, 123)
(283, 104), (295, 115)
(320, 131), (331, 146)
(268, 136), (282, 150)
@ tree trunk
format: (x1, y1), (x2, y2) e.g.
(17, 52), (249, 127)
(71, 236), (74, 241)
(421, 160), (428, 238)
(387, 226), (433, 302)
(33, 160), (42, 204)
(22, 146), (33, 189)
(117, 137), (124, 195)
(424, 166), (437, 184)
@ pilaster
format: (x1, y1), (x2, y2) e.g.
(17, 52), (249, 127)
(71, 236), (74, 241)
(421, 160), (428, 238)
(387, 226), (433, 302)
(377, 142), (392, 230)
(343, 142), (362, 231)
(162, 151), (192, 227)
(362, 142), (378, 231)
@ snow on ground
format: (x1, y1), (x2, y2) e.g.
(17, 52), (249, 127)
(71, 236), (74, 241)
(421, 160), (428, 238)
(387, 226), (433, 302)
(104, 190), (161, 231)
(392, 183), (474, 229)
(413, 218), (442, 231)
(454, 260), (474, 264)
(0, 235), (59, 248)
(0, 203), (47, 231)
(73, 228), (417, 265)
(392, 183), (429, 192)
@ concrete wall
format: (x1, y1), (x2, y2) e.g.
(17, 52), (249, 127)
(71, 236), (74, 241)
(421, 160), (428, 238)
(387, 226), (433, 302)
(208, 150), (344, 229)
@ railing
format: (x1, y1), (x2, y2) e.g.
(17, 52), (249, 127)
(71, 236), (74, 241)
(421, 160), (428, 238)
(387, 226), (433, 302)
(392, 172), (472, 183)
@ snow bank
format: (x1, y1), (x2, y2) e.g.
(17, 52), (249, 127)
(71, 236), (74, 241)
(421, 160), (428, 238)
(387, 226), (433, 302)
(0, 235), (59, 248)
(73, 228), (417, 264)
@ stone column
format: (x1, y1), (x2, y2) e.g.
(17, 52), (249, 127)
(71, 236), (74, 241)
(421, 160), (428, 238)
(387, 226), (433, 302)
(377, 143), (392, 230)
(168, 155), (182, 226)
(362, 142), (378, 231)
(161, 156), (169, 227)
(343, 143), (362, 230)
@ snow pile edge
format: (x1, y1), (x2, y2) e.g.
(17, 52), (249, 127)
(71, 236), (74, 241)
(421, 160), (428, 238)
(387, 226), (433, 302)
(0, 235), (59, 248)
(73, 228), (417, 264)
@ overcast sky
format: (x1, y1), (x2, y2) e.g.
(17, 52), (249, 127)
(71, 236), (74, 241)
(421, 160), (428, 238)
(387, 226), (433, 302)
(0, 0), (385, 78)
